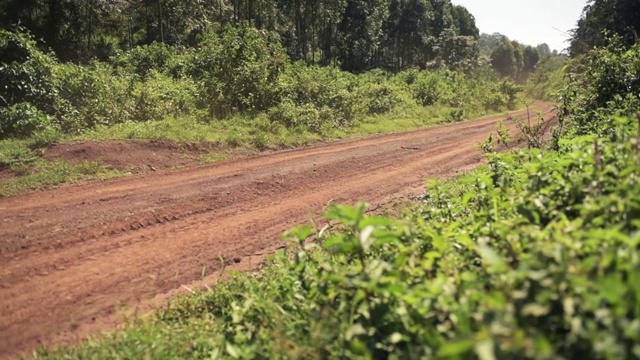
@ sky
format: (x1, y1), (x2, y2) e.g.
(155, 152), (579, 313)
(451, 0), (587, 52)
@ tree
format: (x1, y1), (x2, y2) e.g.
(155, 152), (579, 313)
(450, 5), (478, 38)
(337, 0), (389, 72)
(0, 0), (480, 72)
(490, 37), (517, 78)
(479, 32), (506, 54)
(382, 0), (433, 71)
(536, 43), (551, 57)
(570, 0), (640, 56)
(521, 45), (540, 80)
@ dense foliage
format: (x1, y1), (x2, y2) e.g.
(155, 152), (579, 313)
(0, 27), (527, 141)
(36, 27), (640, 360)
(570, 0), (640, 56)
(0, 0), (481, 72)
(0, 0), (559, 144)
(562, 39), (640, 135)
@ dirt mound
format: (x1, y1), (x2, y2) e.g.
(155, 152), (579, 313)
(44, 140), (215, 173)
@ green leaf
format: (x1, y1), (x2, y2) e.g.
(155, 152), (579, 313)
(437, 338), (474, 358)
(522, 303), (551, 317)
(225, 343), (241, 359)
(474, 339), (496, 360)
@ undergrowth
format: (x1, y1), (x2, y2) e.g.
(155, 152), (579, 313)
(0, 28), (525, 143)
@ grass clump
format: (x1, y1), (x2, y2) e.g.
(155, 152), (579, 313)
(0, 159), (124, 197)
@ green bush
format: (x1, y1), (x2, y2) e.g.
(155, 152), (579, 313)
(129, 71), (198, 122)
(0, 102), (52, 139)
(524, 56), (566, 101)
(111, 42), (179, 78)
(0, 28), (524, 142)
(275, 64), (364, 131)
(561, 39), (640, 135)
(447, 108), (465, 122)
(498, 79), (522, 109)
(268, 101), (325, 133)
(360, 83), (402, 115)
(191, 24), (288, 117)
(411, 71), (443, 106)
(0, 30), (58, 112)
(53, 62), (132, 132)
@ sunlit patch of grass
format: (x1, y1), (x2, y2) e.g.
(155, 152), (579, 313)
(0, 139), (42, 167)
(0, 159), (125, 197)
(71, 100), (518, 153)
(199, 151), (232, 164)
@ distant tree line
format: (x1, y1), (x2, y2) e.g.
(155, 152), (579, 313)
(0, 0), (482, 72)
(477, 33), (556, 84)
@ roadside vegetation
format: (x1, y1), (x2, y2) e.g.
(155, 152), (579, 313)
(0, 0), (564, 196)
(30, 0), (640, 357)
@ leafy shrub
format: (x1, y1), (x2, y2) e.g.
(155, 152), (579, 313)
(447, 108), (465, 122)
(411, 71), (442, 106)
(0, 30), (58, 112)
(0, 28), (525, 141)
(281, 64), (360, 113)
(191, 24), (288, 117)
(129, 71), (198, 122)
(0, 102), (52, 139)
(477, 79), (522, 111)
(498, 79), (522, 109)
(251, 132), (270, 150)
(53, 62), (132, 132)
(276, 64), (363, 131)
(111, 42), (178, 78)
(54, 61), (199, 133)
(224, 131), (243, 147)
(524, 56), (565, 101)
(359, 83), (402, 115)
(561, 39), (640, 135)
(268, 101), (324, 133)
(482, 88), (509, 112)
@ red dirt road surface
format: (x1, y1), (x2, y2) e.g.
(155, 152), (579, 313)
(0, 104), (555, 358)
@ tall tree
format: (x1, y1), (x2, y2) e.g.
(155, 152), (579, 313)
(490, 37), (517, 78)
(536, 43), (551, 57)
(0, 0), (481, 71)
(337, 0), (389, 72)
(382, 0), (433, 71)
(521, 45), (540, 80)
(570, 0), (640, 56)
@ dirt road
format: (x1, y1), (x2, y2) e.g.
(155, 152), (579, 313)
(0, 104), (555, 358)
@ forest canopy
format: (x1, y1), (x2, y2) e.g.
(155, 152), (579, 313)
(0, 0), (483, 72)
(570, 0), (640, 56)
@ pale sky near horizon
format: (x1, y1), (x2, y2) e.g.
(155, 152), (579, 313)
(451, 0), (588, 53)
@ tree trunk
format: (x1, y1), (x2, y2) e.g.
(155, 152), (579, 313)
(157, 0), (164, 43)
(87, 1), (93, 50)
